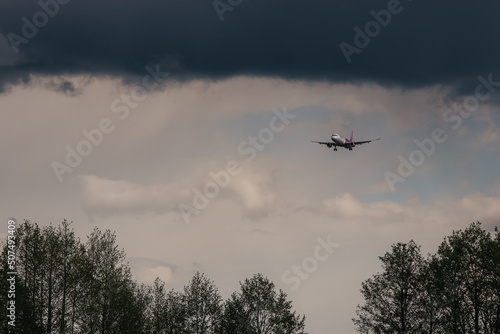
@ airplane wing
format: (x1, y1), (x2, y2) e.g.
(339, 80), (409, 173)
(353, 137), (381, 145)
(310, 140), (335, 146)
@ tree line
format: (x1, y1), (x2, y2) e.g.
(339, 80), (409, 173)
(354, 221), (500, 334)
(0, 220), (306, 334)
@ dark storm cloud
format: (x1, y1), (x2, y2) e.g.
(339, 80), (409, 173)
(1, 0), (500, 94)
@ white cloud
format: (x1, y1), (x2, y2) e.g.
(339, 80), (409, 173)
(80, 168), (278, 220)
(153, 77), (448, 130)
(323, 193), (405, 219)
(80, 175), (191, 218)
(134, 265), (174, 285)
(127, 257), (177, 285)
(460, 192), (500, 222)
(230, 170), (275, 219)
(471, 126), (500, 150)
(322, 192), (500, 229)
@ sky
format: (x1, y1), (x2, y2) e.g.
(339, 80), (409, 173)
(1, 1), (500, 333)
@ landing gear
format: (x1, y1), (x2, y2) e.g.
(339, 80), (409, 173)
(334, 148), (337, 151)
(349, 148), (353, 151)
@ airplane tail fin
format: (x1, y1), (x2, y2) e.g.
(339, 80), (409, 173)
(349, 130), (353, 142)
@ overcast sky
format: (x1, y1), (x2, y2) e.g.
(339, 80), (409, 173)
(2, 1), (500, 333)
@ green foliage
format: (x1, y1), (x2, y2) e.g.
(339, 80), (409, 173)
(221, 273), (306, 334)
(0, 220), (148, 334)
(353, 241), (424, 334)
(354, 221), (500, 334)
(183, 272), (223, 334)
(0, 220), (307, 334)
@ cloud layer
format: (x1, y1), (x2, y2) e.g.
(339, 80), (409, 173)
(1, 0), (500, 95)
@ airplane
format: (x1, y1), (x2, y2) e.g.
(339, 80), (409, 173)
(310, 131), (380, 151)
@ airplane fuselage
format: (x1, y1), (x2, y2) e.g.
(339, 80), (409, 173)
(310, 131), (379, 151)
(329, 134), (355, 150)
